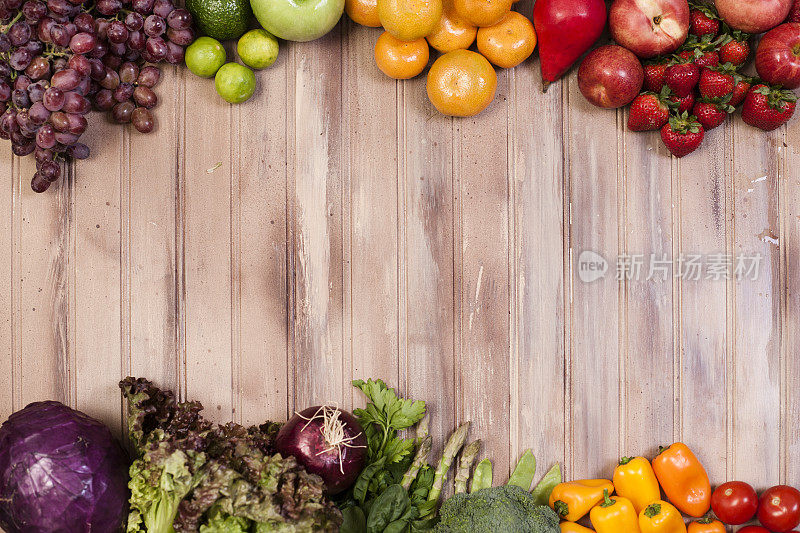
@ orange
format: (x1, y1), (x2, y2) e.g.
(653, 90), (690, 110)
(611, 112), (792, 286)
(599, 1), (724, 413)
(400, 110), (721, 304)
(426, 49), (497, 117)
(452, 0), (511, 27)
(426, 7), (477, 53)
(378, 0), (443, 42)
(374, 32), (430, 79)
(346, 0), (380, 27)
(476, 12), (536, 69)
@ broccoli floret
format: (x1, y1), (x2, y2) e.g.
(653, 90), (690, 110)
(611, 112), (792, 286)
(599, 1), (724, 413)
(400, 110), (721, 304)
(435, 485), (560, 533)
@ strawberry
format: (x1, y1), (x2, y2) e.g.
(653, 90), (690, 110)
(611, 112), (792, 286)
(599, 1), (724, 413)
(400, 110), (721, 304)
(698, 66), (736, 99)
(689, 4), (720, 37)
(719, 34), (750, 67)
(693, 99), (734, 130)
(661, 112), (705, 158)
(628, 87), (675, 131)
(670, 91), (696, 114)
(694, 50), (720, 69)
(665, 62), (700, 97)
(742, 84), (798, 131)
(644, 62), (669, 93)
(729, 76), (753, 107)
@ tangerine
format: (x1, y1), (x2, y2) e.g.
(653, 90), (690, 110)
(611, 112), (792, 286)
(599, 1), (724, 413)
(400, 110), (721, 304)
(375, 32), (430, 79)
(426, 49), (497, 117)
(476, 11), (536, 69)
(452, 0), (511, 27)
(426, 6), (477, 53)
(378, 0), (443, 41)
(346, 0), (381, 27)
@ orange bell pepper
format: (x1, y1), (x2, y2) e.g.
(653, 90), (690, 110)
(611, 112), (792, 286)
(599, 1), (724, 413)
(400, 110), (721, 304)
(549, 479), (615, 522)
(639, 500), (687, 533)
(613, 456), (662, 514)
(560, 523), (596, 533)
(651, 442), (711, 518)
(589, 489), (642, 533)
(687, 518), (725, 533)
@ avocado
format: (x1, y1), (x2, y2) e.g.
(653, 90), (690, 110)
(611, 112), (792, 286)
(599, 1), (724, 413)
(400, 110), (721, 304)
(186, 0), (252, 41)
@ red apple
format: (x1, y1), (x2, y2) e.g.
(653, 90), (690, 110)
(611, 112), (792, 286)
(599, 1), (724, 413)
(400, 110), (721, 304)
(609, 0), (690, 58)
(757, 23), (800, 89)
(578, 45), (645, 108)
(788, 0), (800, 22)
(717, 0), (792, 33)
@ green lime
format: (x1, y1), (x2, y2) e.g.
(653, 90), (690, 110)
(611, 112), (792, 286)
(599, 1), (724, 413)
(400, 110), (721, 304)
(186, 0), (251, 41)
(237, 29), (279, 70)
(215, 62), (256, 104)
(185, 37), (227, 78)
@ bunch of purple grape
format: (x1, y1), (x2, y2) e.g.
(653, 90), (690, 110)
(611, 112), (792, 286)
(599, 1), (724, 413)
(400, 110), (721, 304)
(0, 0), (193, 192)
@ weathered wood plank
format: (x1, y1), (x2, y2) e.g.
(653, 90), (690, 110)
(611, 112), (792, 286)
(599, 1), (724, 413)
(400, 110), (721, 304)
(730, 120), (781, 485)
(290, 30), (346, 409)
(620, 124), (675, 454)
(0, 148), (13, 421)
(182, 68), (233, 422)
(457, 68), (511, 479)
(676, 133), (729, 481)
(72, 116), (124, 430)
(402, 65), (456, 457)
(509, 17), (567, 476)
(782, 119), (799, 483)
(17, 157), (74, 408)
(344, 22), (400, 403)
(127, 66), (181, 394)
(564, 76), (621, 478)
(236, 50), (290, 424)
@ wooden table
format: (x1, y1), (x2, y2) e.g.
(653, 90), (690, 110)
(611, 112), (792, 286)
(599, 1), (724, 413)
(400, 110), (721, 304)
(2, 12), (799, 495)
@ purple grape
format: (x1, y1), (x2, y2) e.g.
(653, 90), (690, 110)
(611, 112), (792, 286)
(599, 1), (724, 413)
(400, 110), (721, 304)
(37, 17), (54, 42)
(166, 27), (192, 46)
(31, 173), (51, 192)
(93, 88), (114, 110)
(152, 0), (173, 18)
(107, 20), (128, 43)
(69, 31), (96, 53)
(43, 87), (65, 111)
(108, 41), (126, 56)
(164, 40), (184, 64)
(29, 102), (49, 124)
(50, 24), (70, 46)
(0, 34), (10, 52)
(128, 29), (145, 50)
(88, 58), (105, 80)
(39, 159), (61, 181)
(24, 55), (50, 80)
(9, 48), (32, 70)
(51, 69), (81, 91)
(8, 21), (32, 45)
(14, 76), (32, 92)
(145, 36), (167, 60)
(63, 92), (90, 114)
(34, 147), (54, 163)
(54, 131), (79, 145)
(22, 0), (47, 21)
(100, 67), (120, 90)
(88, 39), (107, 58)
(166, 7), (191, 29)
(119, 61), (139, 84)
(47, 0), (71, 15)
(125, 11), (143, 31)
(11, 88), (30, 108)
(113, 82), (134, 102)
(68, 54), (91, 76)
(66, 113), (86, 135)
(131, 107), (153, 133)
(13, 141), (36, 157)
(132, 85), (156, 108)
(36, 123), (56, 148)
(96, 0), (121, 15)
(73, 12), (93, 32)
(131, 0), (154, 14)
(143, 14), (164, 36)
(50, 111), (69, 131)
(94, 18), (109, 38)
(67, 143), (89, 159)
(27, 81), (47, 102)
(0, 81), (11, 103)
(137, 65), (160, 87)
(111, 100), (134, 123)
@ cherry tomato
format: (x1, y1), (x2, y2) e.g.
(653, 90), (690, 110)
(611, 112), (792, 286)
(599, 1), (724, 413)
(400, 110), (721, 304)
(758, 485), (800, 532)
(711, 481), (759, 525)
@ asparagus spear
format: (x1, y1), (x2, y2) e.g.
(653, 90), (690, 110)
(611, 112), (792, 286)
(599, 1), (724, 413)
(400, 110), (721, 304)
(470, 459), (493, 493)
(416, 414), (430, 442)
(401, 435), (433, 490)
(427, 422), (470, 505)
(453, 440), (481, 494)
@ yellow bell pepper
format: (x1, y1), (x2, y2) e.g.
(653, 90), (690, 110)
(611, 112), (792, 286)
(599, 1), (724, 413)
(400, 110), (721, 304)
(613, 456), (662, 514)
(560, 523), (596, 533)
(639, 500), (687, 533)
(549, 479), (615, 522)
(590, 489), (642, 533)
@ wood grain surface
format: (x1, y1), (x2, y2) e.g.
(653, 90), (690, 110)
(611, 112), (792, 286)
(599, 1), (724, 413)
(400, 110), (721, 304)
(1, 13), (798, 494)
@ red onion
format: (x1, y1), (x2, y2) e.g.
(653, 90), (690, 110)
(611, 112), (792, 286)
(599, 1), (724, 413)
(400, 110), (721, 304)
(275, 405), (367, 495)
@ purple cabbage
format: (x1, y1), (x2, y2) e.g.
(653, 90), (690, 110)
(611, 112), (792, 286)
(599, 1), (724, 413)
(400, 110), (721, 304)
(0, 401), (130, 533)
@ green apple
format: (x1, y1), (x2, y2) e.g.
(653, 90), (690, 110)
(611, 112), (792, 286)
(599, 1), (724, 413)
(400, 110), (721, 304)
(250, 0), (344, 42)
